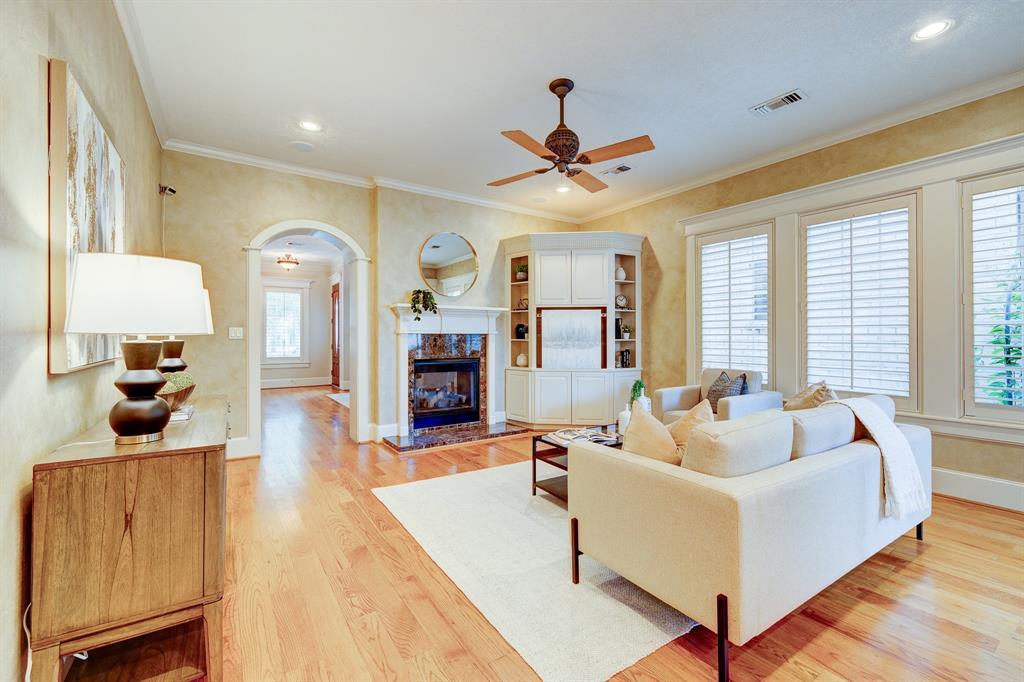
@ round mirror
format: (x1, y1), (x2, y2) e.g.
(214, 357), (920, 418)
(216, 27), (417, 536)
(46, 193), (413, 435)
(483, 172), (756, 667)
(419, 232), (479, 297)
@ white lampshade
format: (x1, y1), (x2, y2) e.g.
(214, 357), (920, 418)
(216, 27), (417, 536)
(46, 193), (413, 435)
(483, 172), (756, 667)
(203, 289), (214, 334)
(65, 253), (210, 336)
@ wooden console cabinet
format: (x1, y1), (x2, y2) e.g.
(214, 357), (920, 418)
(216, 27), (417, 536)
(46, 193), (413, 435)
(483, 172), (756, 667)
(30, 397), (228, 682)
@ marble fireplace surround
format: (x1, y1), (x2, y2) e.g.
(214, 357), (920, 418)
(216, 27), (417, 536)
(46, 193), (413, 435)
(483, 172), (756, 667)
(389, 305), (505, 438)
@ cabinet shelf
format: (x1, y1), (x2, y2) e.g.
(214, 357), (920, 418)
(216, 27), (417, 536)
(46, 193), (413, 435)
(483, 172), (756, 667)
(511, 309), (528, 313)
(615, 308), (636, 313)
(615, 279), (635, 284)
(615, 338), (637, 343)
(511, 280), (529, 286)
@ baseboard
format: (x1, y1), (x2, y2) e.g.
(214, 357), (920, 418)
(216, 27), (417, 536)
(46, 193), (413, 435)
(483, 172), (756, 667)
(226, 436), (260, 460)
(371, 423), (398, 441)
(339, 380), (351, 390)
(932, 467), (1024, 512)
(261, 376), (332, 389)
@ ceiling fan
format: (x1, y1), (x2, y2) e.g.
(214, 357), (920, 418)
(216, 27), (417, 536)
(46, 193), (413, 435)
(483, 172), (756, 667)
(488, 78), (655, 193)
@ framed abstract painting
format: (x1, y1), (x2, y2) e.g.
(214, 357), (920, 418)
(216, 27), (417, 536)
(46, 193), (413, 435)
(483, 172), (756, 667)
(48, 59), (126, 373)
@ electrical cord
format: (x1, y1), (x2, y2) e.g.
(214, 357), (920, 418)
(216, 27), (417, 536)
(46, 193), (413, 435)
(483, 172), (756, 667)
(22, 602), (86, 681)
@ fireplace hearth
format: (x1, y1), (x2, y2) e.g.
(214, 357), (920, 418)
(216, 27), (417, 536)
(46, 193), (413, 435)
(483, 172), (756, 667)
(412, 358), (480, 429)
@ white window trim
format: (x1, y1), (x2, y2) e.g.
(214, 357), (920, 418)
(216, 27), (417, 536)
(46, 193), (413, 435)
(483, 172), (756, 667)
(798, 192), (920, 412)
(960, 168), (1024, 423)
(694, 222), (774, 389)
(262, 277), (312, 368)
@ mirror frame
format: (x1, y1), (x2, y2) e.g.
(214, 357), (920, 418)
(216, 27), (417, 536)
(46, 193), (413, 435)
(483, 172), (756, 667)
(418, 232), (480, 297)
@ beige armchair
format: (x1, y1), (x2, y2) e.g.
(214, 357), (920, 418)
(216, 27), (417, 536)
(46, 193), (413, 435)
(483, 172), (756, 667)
(652, 367), (783, 423)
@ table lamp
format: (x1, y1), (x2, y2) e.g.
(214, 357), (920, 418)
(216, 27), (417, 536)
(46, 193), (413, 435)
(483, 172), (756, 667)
(65, 253), (208, 444)
(158, 289), (214, 372)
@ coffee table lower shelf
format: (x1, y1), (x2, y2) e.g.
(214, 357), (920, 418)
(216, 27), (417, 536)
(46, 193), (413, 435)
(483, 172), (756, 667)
(535, 474), (568, 501)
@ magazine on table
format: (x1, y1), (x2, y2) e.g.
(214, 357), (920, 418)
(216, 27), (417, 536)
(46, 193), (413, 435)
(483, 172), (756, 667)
(546, 428), (618, 447)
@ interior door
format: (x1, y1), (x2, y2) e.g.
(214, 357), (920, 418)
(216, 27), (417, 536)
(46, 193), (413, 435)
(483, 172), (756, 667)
(331, 282), (340, 389)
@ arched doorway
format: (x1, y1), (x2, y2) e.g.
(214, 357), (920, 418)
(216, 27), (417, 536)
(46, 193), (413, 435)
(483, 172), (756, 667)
(246, 220), (370, 446)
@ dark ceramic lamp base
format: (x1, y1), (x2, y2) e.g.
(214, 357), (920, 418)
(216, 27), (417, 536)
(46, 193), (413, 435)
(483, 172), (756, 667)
(111, 339), (171, 444)
(157, 338), (188, 372)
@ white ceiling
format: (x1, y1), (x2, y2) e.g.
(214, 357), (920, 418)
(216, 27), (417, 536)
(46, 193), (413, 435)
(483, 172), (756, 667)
(117, 0), (1024, 222)
(262, 235), (345, 271)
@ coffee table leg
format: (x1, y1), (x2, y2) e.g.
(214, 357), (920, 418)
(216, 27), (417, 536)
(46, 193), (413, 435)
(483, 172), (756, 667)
(531, 439), (537, 495)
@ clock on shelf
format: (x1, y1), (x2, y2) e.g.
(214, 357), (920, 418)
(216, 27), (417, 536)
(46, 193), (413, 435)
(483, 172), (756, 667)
(615, 294), (629, 308)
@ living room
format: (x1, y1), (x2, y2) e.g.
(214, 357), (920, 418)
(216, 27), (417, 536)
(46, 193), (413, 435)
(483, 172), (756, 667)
(2, 1), (1022, 680)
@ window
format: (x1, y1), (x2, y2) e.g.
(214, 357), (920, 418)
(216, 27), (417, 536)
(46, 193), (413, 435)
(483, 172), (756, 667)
(800, 194), (917, 407)
(263, 277), (311, 366)
(962, 170), (1024, 419)
(697, 225), (771, 384)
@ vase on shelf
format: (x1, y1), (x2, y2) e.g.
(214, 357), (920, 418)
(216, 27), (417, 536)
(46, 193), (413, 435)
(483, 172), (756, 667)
(623, 332), (631, 340)
(516, 271), (527, 281)
(515, 353), (528, 367)
(615, 265), (627, 281)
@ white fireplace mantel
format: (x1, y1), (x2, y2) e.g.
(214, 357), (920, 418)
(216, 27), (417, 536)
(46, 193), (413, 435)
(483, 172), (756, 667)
(389, 304), (506, 335)
(389, 304), (508, 438)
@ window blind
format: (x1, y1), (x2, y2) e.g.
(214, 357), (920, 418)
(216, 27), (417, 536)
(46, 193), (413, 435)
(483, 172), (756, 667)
(969, 184), (1023, 408)
(700, 232), (769, 381)
(265, 289), (303, 359)
(804, 205), (911, 396)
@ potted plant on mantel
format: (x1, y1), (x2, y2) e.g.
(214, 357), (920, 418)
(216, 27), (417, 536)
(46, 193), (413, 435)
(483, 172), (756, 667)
(410, 288), (438, 321)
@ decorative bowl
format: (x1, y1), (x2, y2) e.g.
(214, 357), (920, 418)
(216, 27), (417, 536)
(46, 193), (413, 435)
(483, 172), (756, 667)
(160, 383), (195, 411)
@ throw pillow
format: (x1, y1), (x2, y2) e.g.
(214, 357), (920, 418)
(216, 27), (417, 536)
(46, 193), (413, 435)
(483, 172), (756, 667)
(705, 371), (746, 413)
(623, 400), (680, 465)
(784, 381), (838, 411)
(667, 399), (714, 458)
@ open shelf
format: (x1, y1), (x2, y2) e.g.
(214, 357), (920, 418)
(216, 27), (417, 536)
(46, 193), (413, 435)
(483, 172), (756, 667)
(615, 338), (637, 342)
(65, 619), (205, 682)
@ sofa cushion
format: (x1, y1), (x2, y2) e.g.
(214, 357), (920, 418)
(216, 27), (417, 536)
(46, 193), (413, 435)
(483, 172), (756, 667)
(705, 371), (746, 412)
(784, 381), (837, 411)
(683, 410), (793, 477)
(700, 368), (763, 397)
(789, 404), (856, 458)
(667, 399), (714, 456)
(623, 400), (680, 465)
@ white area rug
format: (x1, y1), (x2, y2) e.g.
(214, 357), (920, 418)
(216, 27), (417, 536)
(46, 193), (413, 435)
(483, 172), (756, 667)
(372, 461), (697, 682)
(327, 392), (349, 407)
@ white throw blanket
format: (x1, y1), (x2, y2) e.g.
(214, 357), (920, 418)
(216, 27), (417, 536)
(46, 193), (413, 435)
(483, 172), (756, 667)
(827, 397), (929, 520)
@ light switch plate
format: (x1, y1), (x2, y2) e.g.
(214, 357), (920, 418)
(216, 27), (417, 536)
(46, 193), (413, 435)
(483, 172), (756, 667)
(228, 327), (244, 340)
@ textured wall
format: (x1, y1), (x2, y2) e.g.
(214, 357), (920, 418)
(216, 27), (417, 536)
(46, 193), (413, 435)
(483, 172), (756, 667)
(581, 88), (1024, 481)
(160, 150), (372, 434)
(0, 0), (163, 676)
(374, 188), (574, 427)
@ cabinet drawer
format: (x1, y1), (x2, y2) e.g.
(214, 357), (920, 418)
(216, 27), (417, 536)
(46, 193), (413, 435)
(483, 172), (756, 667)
(31, 453), (207, 642)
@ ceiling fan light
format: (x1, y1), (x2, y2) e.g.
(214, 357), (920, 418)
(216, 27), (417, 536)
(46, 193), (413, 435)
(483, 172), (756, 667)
(556, 175), (571, 193)
(277, 253), (300, 270)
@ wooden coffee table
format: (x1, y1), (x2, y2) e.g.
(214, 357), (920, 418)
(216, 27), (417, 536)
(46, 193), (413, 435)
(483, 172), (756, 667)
(531, 429), (623, 502)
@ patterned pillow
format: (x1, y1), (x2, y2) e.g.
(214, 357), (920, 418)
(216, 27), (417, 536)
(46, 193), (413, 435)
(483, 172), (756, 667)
(705, 371), (746, 413)
(784, 381), (838, 411)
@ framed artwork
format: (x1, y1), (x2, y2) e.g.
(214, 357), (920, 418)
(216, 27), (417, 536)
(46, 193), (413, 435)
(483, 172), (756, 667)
(48, 59), (126, 373)
(536, 307), (607, 369)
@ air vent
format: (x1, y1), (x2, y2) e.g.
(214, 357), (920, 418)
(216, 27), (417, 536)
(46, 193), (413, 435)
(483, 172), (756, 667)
(748, 89), (806, 117)
(601, 164), (632, 176)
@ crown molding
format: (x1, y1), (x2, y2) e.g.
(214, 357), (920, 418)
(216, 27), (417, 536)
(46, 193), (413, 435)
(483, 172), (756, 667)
(113, 0), (170, 141)
(578, 69), (1024, 224)
(164, 139), (375, 188)
(370, 177), (580, 224)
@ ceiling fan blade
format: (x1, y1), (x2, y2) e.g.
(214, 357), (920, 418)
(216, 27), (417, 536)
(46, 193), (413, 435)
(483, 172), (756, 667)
(567, 169), (608, 193)
(501, 130), (557, 160)
(576, 135), (655, 165)
(487, 167), (552, 187)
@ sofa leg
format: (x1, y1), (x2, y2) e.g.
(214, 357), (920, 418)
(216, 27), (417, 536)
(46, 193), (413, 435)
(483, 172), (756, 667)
(717, 594), (729, 682)
(916, 522), (924, 541)
(570, 517), (580, 584)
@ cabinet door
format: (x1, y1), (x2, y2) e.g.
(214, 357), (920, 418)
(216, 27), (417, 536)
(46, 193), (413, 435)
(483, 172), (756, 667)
(613, 371), (642, 414)
(533, 371), (572, 424)
(535, 250), (572, 305)
(505, 370), (532, 423)
(572, 372), (612, 424)
(571, 250), (609, 304)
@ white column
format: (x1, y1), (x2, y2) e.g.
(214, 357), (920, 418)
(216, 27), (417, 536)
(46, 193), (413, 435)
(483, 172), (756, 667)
(353, 257), (371, 442)
(244, 247), (263, 455)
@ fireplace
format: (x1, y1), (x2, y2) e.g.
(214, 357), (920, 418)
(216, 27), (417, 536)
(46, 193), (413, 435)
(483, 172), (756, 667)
(412, 358), (481, 429)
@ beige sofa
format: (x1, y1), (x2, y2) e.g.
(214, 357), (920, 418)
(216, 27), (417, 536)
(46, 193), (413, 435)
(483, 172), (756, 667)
(568, 396), (930, 681)
(653, 368), (784, 422)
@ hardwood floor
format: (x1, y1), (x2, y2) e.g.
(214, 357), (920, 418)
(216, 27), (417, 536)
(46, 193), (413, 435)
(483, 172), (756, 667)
(223, 386), (1024, 681)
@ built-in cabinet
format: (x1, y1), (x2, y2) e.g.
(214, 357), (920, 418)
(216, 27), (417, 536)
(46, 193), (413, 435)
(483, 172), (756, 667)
(503, 231), (644, 427)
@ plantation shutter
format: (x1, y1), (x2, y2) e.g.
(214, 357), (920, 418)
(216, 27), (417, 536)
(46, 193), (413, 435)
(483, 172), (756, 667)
(265, 289), (303, 359)
(699, 227), (770, 383)
(802, 194), (916, 404)
(964, 172), (1024, 417)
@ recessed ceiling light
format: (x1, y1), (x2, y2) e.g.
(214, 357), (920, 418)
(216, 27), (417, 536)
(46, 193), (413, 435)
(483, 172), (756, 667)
(290, 140), (315, 152)
(298, 120), (323, 132)
(912, 19), (953, 41)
